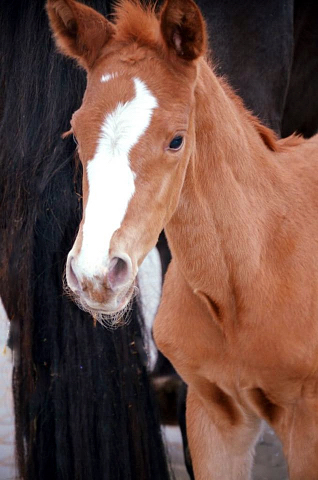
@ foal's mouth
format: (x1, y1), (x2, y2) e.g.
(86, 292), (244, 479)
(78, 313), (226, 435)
(83, 282), (136, 314)
(63, 273), (138, 328)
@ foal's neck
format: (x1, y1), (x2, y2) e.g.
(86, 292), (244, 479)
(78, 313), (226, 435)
(192, 60), (281, 194)
(166, 60), (287, 296)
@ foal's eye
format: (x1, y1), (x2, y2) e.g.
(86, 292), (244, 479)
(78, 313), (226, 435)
(169, 135), (184, 151)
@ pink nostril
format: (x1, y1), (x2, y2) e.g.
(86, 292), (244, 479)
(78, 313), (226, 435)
(107, 255), (132, 291)
(67, 255), (80, 291)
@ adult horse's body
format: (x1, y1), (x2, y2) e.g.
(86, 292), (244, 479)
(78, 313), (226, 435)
(198, 0), (318, 139)
(48, 0), (318, 478)
(0, 1), (170, 479)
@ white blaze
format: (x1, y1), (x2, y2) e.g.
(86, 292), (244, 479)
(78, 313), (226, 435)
(76, 78), (158, 278)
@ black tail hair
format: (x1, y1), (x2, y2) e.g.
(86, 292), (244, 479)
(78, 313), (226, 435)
(0, 1), (171, 478)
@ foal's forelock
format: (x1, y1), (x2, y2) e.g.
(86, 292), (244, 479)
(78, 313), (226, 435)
(72, 77), (158, 279)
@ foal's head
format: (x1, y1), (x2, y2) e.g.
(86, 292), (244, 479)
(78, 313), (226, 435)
(47, 0), (206, 318)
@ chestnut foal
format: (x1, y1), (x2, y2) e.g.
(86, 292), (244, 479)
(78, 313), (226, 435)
(47, 0), (318, 478)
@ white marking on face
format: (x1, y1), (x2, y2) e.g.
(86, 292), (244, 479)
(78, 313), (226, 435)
(74, 78), (158, 280)
(138, 248), (162, 370)
(101, 72), (118, 83)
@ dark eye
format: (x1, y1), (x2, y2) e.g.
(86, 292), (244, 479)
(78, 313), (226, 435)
(169, 135), (183, 150)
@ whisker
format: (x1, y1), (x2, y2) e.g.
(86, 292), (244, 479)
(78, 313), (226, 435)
(63, 267), (139, 330)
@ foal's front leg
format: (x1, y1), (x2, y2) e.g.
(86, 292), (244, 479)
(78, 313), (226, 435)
(271, 395), (318, 480)
(154, 261), (261, 479)
(186, 388), (261, 480)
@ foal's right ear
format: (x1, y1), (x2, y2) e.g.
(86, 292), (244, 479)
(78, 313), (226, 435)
(46, 0), (115, 69)
(160, 0), (207, 61)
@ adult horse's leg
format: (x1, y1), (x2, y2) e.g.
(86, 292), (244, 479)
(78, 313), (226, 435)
(153, 233), (183, 421)
(187, 389), (261, 480)
(177, 382), (195, 480)
(154, 233), (194, 476)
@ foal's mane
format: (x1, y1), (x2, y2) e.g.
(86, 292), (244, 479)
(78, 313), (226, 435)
(219, 78), (285, 152)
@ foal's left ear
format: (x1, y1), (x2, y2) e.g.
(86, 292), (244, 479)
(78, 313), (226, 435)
(160, 0), (206, 61)
(46, 0), (115, 69)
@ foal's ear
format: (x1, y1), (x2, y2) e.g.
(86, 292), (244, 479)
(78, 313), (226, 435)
(160, 0), (206, 61)
(46, 0), (115, 69)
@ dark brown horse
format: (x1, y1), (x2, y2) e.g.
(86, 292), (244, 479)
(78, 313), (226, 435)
(0, 1), (169, 479)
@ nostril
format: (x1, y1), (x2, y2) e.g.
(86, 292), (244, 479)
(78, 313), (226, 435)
(67, 255), (80, 291)
(107, 256), (131, 290)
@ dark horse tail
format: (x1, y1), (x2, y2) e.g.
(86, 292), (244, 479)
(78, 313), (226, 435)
(0, 1), (170, 479)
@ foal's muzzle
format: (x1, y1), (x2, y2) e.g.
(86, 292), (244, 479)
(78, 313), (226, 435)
(65, 252), (134, 314)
